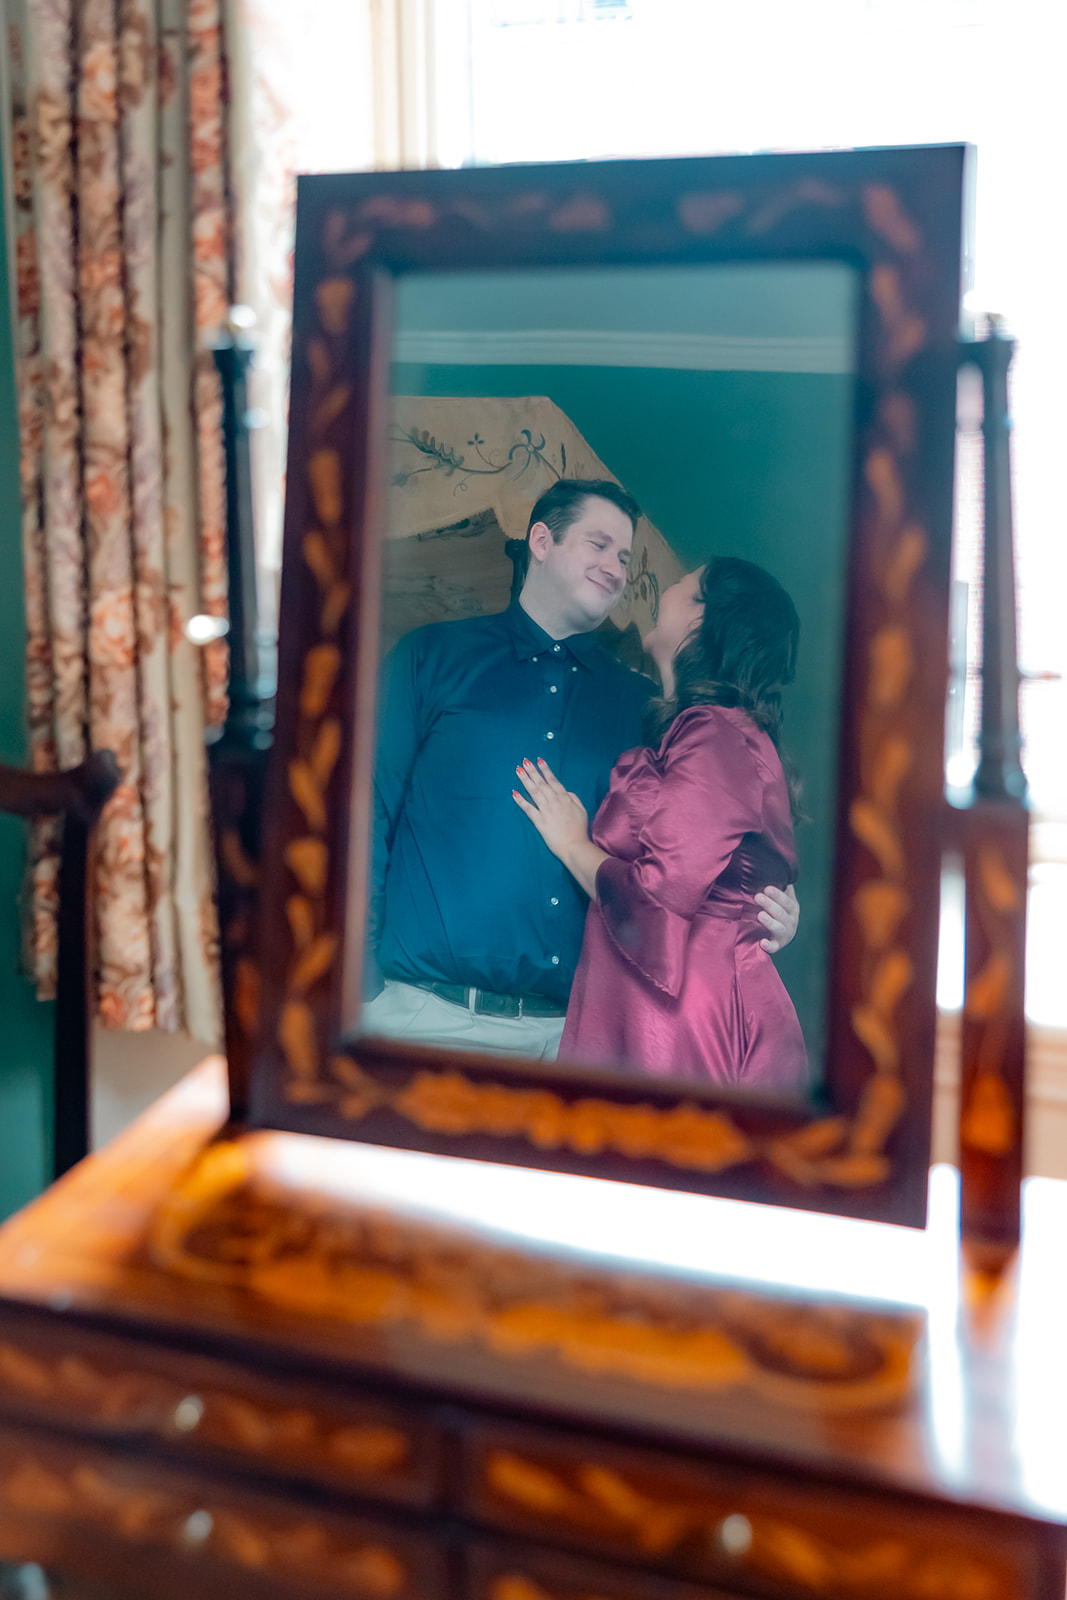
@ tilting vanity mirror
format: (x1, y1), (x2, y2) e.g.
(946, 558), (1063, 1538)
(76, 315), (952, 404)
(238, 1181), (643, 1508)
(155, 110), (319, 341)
(246, 146), (968, 1226)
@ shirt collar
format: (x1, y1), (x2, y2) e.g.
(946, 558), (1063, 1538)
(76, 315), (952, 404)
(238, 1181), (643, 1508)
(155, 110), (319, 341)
(504, 600), (608, 670)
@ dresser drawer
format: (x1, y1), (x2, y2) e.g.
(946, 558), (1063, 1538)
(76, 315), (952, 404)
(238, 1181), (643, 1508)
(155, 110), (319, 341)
(467, 1535), (741, 1600)
(0, 1310), (443, 1509)
(0, 1414), (448, 1600)
(460, 1418), (1051, 1600)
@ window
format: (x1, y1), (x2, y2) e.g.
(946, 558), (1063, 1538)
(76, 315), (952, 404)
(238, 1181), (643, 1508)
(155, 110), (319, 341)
(460, 0), (1067, 1034)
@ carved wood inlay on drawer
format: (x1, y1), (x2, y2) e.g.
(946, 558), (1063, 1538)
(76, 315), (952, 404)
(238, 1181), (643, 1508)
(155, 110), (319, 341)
(0, 1417), (445, 1600)
(463, 1422), (1035, 1600)
(0, 1315), (441, 1507)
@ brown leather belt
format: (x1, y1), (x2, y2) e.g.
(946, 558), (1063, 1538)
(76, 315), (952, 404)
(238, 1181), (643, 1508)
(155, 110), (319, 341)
(414, 981), (566, 1020)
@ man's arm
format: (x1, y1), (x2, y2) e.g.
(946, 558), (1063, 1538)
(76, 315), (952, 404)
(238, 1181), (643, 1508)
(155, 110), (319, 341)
(366, 632), (425, 996)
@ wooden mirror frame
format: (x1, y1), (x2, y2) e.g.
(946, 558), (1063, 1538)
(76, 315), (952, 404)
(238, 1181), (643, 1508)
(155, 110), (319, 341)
(246, 146), (968, 1228)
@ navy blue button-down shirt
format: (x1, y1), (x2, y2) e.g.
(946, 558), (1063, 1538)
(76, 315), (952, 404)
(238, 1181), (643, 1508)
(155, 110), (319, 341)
(372, 601), (654, 1005)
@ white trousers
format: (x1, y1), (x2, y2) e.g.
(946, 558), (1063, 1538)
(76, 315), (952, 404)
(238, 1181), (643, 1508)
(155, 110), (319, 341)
(360, 979), (565, 1060)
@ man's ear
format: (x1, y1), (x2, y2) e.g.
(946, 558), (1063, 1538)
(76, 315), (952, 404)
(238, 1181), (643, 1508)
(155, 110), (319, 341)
(526, 521), (553, 566)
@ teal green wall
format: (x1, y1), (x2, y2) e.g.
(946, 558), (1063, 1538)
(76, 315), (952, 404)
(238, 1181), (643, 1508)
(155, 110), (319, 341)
(392, 262), (858, 344)
(0, 139), (52, 1216)
(391, 356), (855, 1081)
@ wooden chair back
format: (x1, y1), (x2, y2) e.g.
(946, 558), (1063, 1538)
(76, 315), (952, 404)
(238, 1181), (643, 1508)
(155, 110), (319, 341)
(0, 753), (120, 1178)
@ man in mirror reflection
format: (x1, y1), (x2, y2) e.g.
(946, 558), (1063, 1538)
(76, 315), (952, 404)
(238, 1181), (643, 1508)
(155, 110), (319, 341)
(364, 480), (799, 1068)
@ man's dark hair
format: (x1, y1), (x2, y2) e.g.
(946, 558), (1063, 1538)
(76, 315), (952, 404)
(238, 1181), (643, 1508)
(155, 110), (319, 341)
(509, 479), (641, 593)
(526, 478), (641, 544)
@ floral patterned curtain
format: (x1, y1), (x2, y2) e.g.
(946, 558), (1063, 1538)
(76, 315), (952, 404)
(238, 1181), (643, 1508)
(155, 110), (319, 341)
(4, 0), (232, 1039)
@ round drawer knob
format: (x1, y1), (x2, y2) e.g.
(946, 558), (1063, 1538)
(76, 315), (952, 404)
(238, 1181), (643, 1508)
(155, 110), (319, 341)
(715, 1513), (753, 1558)
(173, 1395), (205, 1433)
(181, 1509), (214, 1546)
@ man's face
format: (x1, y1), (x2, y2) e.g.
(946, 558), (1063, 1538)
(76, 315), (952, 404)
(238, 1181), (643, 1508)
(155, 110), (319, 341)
(530, 497), (634, 631)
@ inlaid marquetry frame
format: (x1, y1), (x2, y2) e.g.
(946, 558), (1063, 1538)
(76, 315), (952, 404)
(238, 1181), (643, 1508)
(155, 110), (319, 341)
(247, 148), (968, 1227)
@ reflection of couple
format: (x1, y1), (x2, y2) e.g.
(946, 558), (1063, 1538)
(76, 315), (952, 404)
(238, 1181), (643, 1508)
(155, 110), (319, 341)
(366, 480), (807, 1089)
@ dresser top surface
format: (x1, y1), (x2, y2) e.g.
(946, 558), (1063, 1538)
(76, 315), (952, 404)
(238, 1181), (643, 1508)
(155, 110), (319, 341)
(0, 1057), (1064, 1528)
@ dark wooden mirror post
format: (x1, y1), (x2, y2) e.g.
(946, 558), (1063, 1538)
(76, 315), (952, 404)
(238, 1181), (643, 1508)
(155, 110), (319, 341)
(208, 312), (276, 1119)
(956, 323), (1029, 1257)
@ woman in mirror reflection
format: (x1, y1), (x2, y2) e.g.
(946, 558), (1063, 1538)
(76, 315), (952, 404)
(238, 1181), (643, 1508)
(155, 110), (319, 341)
(514, 557), (808, 1089)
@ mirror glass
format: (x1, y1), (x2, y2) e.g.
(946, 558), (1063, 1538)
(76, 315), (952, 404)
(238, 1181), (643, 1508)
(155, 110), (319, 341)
(349, 261), (859, 1097)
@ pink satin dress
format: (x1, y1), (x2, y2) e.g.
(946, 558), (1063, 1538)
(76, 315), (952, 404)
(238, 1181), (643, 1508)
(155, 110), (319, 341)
(559, 705), (808, 1091)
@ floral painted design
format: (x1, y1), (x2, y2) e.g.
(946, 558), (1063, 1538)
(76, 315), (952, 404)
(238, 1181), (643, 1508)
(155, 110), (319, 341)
(3, 0), (232, 1039)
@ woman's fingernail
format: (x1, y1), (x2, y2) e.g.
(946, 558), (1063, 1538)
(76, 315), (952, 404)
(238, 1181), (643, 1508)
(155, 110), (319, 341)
(524, 759), (534, 769)
(516, 766), (524, 775)
(512, 790), (520, 799)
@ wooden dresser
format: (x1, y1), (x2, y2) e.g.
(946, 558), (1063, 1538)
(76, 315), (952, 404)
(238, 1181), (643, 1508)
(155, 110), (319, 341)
(0, 1058), (1062, 1600)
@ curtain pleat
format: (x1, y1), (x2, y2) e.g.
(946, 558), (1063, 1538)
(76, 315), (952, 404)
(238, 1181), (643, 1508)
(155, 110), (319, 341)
(187, 0), (230, 732)
(4, 0), (230, 1040)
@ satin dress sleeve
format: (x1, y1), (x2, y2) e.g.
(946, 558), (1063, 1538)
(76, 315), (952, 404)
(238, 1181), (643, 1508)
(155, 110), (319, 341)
(559, 705), (808, 1091)
(595, 709), (764, 999)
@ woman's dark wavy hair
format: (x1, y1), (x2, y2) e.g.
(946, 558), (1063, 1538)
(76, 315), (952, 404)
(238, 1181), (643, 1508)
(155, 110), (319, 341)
(645, 556), (803, 816)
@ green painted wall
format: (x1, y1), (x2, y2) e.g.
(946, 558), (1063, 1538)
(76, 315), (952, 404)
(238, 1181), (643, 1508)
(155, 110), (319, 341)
(391, 355), (855, 1081)
(392, 262), (858, 343)
(0, 134), (52, 1217)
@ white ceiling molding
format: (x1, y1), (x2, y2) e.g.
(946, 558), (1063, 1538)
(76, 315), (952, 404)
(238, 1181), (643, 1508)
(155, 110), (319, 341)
(393, 328), (855, 375)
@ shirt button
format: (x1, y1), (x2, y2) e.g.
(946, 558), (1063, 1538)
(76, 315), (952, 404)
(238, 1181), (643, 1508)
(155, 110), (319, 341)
(532, 655), (539, 662)
(571, 665), (578, 672)
(551, 955), (560, 965)
(549, 684), (558, 693)
(545, 731), (555, 740)
(549, 896), (559, 906)
(553, 644), (560, 653)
